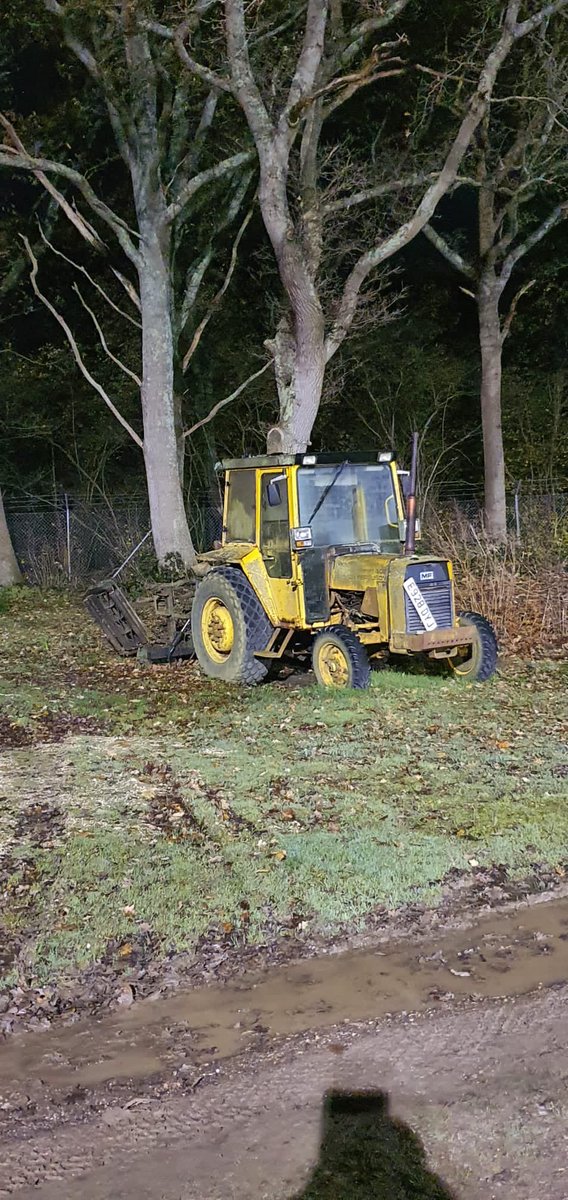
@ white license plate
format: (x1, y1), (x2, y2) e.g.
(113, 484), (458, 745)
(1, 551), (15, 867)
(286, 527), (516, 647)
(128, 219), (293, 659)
(403, 578), (438, 631)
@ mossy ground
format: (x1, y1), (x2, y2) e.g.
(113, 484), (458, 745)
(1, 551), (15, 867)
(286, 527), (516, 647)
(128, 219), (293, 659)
(1, 586), (567, 988)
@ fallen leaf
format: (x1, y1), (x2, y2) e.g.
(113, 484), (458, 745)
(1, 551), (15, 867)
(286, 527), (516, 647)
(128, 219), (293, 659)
(272, 850), (287, 861)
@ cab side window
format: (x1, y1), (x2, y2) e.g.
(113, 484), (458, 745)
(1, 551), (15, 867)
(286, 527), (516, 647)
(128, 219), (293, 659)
(260, 474), (292, 578)
(225, 470), (256, 543)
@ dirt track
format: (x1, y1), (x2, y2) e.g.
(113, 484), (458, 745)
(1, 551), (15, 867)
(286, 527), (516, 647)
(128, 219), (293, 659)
(2, 895), (568, 1199)
(2, 989), (568, 1199)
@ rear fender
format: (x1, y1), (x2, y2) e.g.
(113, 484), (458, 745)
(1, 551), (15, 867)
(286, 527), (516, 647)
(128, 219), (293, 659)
(240, 547), (281, 626)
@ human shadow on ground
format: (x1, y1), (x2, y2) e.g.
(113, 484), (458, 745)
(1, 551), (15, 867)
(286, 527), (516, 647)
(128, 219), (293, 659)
(292, 1090), (458, 1199)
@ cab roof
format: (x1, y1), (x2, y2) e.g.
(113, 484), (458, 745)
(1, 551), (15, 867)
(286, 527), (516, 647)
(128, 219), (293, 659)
(217, 452), (394, 471)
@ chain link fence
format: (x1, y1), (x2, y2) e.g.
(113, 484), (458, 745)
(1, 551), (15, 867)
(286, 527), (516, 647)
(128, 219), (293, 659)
(5, 494), (222, 586)
(4, 485), (567, 586)
(426, 484), (568, 542)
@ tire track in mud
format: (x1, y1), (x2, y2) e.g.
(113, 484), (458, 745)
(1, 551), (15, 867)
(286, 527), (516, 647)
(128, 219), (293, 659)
(2, 897), (568, 1196)
(1, 991), (568, 1199)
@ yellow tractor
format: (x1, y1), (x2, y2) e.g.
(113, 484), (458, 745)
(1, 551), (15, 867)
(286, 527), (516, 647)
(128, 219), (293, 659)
(86, 438), (497, 688)
(189, 438), (497, 688)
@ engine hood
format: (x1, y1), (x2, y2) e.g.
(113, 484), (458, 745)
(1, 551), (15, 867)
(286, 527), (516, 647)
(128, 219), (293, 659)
(330, 551), (450, 592)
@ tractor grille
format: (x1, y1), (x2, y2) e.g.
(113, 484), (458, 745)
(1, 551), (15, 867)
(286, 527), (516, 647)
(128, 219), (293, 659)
(404, 580), (454, 633)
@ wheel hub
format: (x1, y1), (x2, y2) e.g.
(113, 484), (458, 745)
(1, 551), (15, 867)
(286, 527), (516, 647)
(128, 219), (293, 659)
(202, 597), (234, 661)
(318, 641), (350, 687)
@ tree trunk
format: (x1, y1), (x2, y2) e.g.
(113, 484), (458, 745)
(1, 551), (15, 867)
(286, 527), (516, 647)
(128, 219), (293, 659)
(478, 279), (508, 542)
(266, 306), (326, 454)
(0, 489), (23, 586)
(256, 153), (327, 455)
(138, 227), (196, 566)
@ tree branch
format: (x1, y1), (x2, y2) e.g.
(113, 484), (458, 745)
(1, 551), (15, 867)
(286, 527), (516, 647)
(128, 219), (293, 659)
(500, 277), (535, 342)
(225, 0), (275, 145)
(141, 9), (233, 93)
(423, 224), (476, 280)
(170, 87), (219, 193)
(182, 197), (254, 371)
(37, 225), (142, 329)
(340, 0), (411, 67)
(183, 360), (273, 439)
(180, 249), (214, 335)
(323, 172), (441, 214)
(0, 114), (104, 252)
(500, 200), (568, 287)
(43, 0), (133, 168)
(0, 147), (141, 265)
(323, 65), (405, 118)
(179, 169), (253, 335)
(111, 269), (142, 313)
(165, 150), (254, 222)
(22, 236), (143, 450)
(281, 0), (329, 126)
(324, 0), (538, 360)
(0, 195), (60, 299)
(72, 284), (142, 388)
(514, 0), (568, 38)
(176, 37), (232, 93)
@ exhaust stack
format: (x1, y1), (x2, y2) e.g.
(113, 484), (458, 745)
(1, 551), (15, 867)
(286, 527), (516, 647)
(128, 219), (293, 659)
(404, 431), (419, 555)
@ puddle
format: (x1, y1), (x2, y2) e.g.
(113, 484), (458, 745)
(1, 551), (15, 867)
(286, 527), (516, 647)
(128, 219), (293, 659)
(1, 896), (568, 1093)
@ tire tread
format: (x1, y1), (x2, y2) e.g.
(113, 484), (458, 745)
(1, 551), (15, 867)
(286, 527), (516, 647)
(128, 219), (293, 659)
(456, 610), (498, 682)
(312, 625), (371, 689)
(192, 566), (273, 685)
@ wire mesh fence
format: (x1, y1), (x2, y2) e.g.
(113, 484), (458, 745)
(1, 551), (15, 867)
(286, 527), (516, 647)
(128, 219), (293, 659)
(4, 484), (567, 586)
(4, 494), (222, 586)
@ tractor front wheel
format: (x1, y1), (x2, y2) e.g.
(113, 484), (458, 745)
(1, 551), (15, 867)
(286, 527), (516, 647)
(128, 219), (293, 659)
(448, 611), (498, 682)
(312, 626), (370, 689)
(191, 568), (273, 685)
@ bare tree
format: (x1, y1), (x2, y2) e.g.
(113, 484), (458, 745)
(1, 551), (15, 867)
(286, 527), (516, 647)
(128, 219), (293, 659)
(0, 1), (252, 565)
(213, 0), (567, 453)
(424, 29), (568, 541)
(0, 489), (22, 587)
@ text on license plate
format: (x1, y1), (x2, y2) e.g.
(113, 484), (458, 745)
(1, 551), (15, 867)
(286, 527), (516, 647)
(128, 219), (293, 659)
(403, 578), (438, 631)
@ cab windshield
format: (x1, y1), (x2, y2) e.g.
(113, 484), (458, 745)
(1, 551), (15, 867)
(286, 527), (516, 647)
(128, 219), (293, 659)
(297, 463), (399, 548)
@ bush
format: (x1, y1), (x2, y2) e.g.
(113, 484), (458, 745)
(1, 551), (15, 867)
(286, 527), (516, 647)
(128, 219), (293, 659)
(426, 502), (567, 654)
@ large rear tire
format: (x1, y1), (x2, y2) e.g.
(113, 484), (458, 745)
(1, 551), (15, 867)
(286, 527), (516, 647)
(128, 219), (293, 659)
(448, 611), (498, 682)
(312, 626), (371, 689)
(191, 567), (273, 685)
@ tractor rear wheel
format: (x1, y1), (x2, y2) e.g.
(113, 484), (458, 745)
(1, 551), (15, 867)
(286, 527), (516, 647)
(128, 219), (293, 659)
(191, 567), (273, 684)
(312, 626), (370, 689)
(448, 611), (498, 682)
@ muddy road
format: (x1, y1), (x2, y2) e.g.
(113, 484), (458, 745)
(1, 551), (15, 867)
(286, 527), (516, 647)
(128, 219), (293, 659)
(2, 894), (568, 1198)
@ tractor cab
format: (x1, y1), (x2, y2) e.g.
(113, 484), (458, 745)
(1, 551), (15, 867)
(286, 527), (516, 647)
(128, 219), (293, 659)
(223, 452), (405, 556)
(218, 452), (407, 630)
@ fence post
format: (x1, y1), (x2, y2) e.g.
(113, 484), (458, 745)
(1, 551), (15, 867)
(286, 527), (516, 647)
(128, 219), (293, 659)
(64, 493), (72, 581)
(514, 482), (521, 544)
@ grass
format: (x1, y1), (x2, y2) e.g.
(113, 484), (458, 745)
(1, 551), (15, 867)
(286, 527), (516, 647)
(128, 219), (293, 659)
(1, 585), (568, 990)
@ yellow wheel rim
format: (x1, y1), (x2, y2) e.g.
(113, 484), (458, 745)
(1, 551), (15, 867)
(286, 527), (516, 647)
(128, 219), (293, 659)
(201, 597), (234, 662)
(317, 640), (350, 687)
(449, 624), (481, 678)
